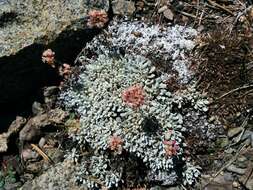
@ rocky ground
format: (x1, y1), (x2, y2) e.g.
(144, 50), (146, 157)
(1, 0), (253, 190)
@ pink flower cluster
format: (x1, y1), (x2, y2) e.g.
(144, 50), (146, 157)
(108, 135), (123, 154)
(122, 85), (145, 108)
(42, 49), (55, 67)
(87, 10), (109, 28)
(59, 63), (71, 78)
(163, 140), (179, 157)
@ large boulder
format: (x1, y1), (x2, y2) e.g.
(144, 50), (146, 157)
(0, 0), (109, 111)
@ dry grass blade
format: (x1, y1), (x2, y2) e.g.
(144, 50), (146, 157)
(216, 84), (253, 100)
(203, 143), (248, 188)
(244, 166), (253, 186)
(177, 10), (197, 18)
(207, 0), (234, 15)
(31, 143), (54, 164)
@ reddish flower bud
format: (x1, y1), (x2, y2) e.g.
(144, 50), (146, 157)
(122, 84), (145, 108)
(87, 10), (109, 28)
(59, 63), (72, 79)
(42, 49), (55, 67)
(108, 135), (123, 154)
(164, 140), (179, 157)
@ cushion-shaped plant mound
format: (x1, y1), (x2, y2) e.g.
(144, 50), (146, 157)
(80, 20), (197, 84)
(59, 52), (208, 188)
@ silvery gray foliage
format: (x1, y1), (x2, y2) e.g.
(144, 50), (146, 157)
(75, 154), (123, 189)
(79, 20), (197, 83)
(59, 21), (210, 189)
(59, 52), (208, 188)
(183, 163), (201, 186)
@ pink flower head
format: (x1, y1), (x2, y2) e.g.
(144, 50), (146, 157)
(163, 140), (179, 157)
(87, 10), (109, 28)
(122, 84), (145, 108)
(42, 49), (55, 67)
(108, 135), (123, 154)
(59, 63), (72, 79)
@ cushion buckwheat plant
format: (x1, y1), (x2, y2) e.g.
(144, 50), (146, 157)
(59, 20), (211, 189)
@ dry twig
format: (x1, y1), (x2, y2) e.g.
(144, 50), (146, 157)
(229, 115), (249, 147)
(207, 0), (234, 15)
(203, 143), (248, 188)
(216, 84), (253, 100)
(244, 166), (253, 186)
(31, 143), (54, 164)
(177, 10), (197, 19)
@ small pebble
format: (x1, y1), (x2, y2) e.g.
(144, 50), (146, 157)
(223, 172), (233, 181)
(38, 137), (46, 148)
(227, 164), (246, 175)
(21, 149), (38, 161)
(32, 101), (44, 115)
(232, 181), (240, 188)
(228, 127), (243, 138)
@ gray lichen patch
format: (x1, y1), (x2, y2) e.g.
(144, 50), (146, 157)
(0, 0), (109, 57)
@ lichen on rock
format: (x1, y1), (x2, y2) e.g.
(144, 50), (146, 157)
(0, 0), (109, 58)
(0, 0), (109, 111)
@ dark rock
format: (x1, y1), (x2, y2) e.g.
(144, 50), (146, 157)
(19, 108), (67, 142)
(47, 108), (68, 124)
(216, 137), (229, 148)
(246, 178), (253, 190)
(38, 137), (46, 148)
(242, 130), (253, 147)
(227, 127), (243, 138)
(43, 86), (59, 109)
(203, 183), (233, 190)
(200, 174), (233, 190)
(226, 164), (246, 175)
(0, 0), (16, 28)
(163, 9), (174, 21)
(4, 182), (22, 190)
(21, 148), (39, 161)
(0, 132), (17, 153)
(21, 173), (34, 182)
(223, 172), (234, 181)
(0, 116), (26, 152)
(43, 86), (59, 98)
(236, 156), (248, 168)
(32, 101), (44, 115)
(8, 116), (27, 132)
(46, 148), (64, 163)
(26, 162), (43, 174)
(19, 121), (42, 142)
